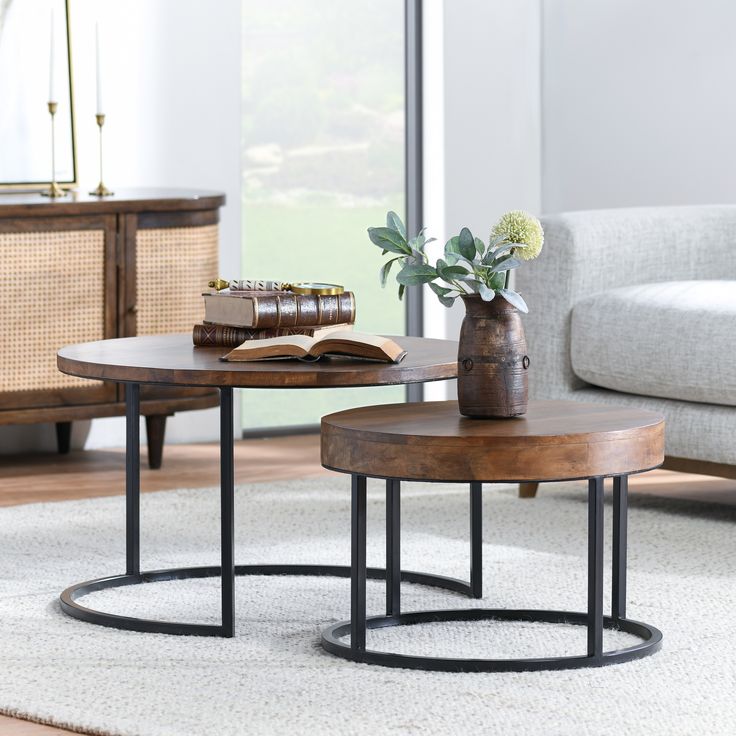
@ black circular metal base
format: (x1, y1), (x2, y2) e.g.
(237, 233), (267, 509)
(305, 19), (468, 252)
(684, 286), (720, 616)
(321, 608), (663, 672)
(59, 564), (478, 637)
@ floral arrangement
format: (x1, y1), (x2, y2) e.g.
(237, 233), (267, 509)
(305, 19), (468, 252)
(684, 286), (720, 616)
(368, 210), (544, 313)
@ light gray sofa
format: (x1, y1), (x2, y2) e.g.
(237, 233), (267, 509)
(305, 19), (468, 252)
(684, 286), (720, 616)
(516, 205), (736, 495)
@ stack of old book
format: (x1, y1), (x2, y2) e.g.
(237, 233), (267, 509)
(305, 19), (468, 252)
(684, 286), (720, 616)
(193, 287), (357, 348)
(193, 284), (406, 363)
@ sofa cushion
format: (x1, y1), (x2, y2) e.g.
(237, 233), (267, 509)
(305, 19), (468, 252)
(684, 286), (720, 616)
(570, 280), (736, 406)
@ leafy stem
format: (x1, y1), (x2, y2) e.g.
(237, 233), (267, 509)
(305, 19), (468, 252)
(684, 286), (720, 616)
(369, 211), (536, 313)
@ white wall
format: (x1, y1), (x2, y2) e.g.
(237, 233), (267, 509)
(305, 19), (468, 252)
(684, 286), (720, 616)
(423, 0), (542, 400)
(542, 0), (736, 211)
(0, 0), (241, 454)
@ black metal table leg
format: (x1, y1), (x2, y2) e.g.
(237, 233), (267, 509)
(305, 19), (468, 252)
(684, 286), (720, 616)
(587, 477), (604, 658)
(61, 394), (480, 638)
(470, 482), (483, 599)
(386, 479), (401, 616)
(351, 474), (367, 651)
(125, 383), (140, 577)
(322, 473), (662, 673)
(612, 475), (628, 620)
(220, 387), (235, 637)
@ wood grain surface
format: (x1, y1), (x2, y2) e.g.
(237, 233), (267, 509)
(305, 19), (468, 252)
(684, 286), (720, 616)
(321, 399), (665, 482)
(0, 188), (225, 218)
(58, 334), (459, 389)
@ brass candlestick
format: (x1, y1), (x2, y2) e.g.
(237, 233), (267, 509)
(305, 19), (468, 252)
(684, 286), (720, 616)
(90, 114), (113, 197)
(42, 101), (66, 198)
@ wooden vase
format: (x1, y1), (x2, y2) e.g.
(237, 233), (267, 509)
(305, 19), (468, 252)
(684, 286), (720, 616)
(457, 294), (529, 418)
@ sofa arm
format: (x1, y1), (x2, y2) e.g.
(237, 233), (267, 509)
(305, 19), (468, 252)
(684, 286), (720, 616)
(516, 205), (736, 398)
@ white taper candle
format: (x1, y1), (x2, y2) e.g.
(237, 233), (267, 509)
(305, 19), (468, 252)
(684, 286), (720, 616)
(49, 9), (56, 102)
(95, 23), (104, 115)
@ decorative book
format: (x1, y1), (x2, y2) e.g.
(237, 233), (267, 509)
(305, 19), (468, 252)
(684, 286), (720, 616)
(202, 291), (356, 328)
(192, 323), (352, 348)
(222, 331), (406, 364)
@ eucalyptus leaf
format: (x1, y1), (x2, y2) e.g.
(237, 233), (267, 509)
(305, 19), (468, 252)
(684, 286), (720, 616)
(396, 263), (438, 286)
(458, 227), (476, 260)
(453, 256), (477, 272)
(398, 283), (405, 300)
(479, 283), (496, 302)
(429, 282), (452, 296)
(368, 227), (411, 255)
(444, 235), (460, 256)
(474, 237), (485, 256)
(379, 257), (400, 287)
(437, 263), (470, 281)
(496, 243), (529, 256)
(489, 272), (506, 290)
(499, 288), (529, 313)
(487, 257), (522, 274)
(438, 295), (456, 308)
(386, 211), (406, 239)
(487, 242), (517, 261)
(462, 279), (484, 293)
(481, 254), (511, 269)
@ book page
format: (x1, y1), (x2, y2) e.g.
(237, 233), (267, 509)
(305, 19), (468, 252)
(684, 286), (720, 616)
(225, 333), (316, 361)
(203, 294), (256, 327)
(312, 332), (405, 362)
(313, 330), (386, 349)
(238, 334), (316, 352)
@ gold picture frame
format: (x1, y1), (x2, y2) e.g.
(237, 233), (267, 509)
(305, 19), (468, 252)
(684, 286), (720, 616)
(0, 0), (78, 191)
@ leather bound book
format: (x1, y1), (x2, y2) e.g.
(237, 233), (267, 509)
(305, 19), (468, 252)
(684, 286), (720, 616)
(192, 323), (352, 347)
(202, 291), (356, 328)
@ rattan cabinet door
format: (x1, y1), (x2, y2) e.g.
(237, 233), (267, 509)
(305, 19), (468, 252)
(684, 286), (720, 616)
(0, 215), (117, 410)
(122, 212), (219, 402)
(133, 221), (218, 337)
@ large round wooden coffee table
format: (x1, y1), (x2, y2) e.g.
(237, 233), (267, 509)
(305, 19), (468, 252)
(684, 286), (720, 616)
(56, 333), (461, 637)
(320, 399), (665, 672)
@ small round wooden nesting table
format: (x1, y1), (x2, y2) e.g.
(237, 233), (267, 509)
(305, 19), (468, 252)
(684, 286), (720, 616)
(56, 333), (460, 638)
(320, 399), (665, 673)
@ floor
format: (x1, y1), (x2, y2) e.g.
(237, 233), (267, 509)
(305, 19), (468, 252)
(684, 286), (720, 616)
(1, 434), (734, 735)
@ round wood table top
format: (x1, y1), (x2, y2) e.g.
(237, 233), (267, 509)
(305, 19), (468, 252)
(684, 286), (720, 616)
(57, 334), (458, 389)
(321, 399), (665, 482)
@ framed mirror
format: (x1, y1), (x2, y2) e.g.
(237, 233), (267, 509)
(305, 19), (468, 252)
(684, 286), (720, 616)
(0, 0), (77, 191)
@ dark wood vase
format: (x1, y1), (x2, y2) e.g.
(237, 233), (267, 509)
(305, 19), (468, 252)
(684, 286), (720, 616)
(457, 294), (529, 418)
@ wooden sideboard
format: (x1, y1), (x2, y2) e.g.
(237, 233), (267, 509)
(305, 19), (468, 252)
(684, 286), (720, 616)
(0, 188), (225, 468)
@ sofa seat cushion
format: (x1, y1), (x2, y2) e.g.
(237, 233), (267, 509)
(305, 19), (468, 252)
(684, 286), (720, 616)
(570, 280), (736, 406)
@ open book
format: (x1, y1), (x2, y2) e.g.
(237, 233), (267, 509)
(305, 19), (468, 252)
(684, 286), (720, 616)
(222, 330), (406, 364)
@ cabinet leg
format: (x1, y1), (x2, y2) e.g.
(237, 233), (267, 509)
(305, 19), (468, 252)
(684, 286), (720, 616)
(145, 415), (168, 470)
(519, 482), (539, 498)
(55, 421), (72, 454)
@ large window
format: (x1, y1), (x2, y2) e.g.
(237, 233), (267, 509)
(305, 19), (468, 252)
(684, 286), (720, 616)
(241, 0), (406, 430)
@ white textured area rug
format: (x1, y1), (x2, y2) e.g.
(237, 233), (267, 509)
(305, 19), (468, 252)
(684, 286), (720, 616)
(1, 478), (735, 736)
